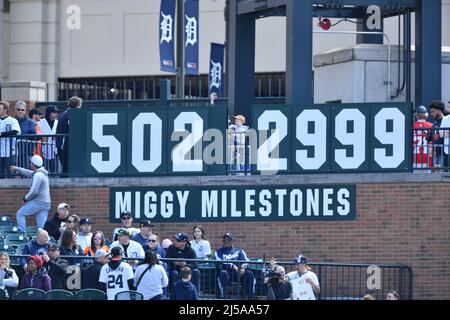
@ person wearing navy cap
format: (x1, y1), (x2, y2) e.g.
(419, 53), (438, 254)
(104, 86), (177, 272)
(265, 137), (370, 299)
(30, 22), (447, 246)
(166, 232), (201, 296)
(131, 220), (155, 249)
(215, 233), (256, 300)
(112, 211), (140, 242)
(287, 255), (320, 300)
(77, 217), (93, 251)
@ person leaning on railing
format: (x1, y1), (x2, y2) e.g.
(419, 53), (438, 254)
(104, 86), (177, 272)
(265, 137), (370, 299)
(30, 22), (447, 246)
(263, 257), (293, 300)
(426, 100), (446, 168)
(0, 101), (21, 179)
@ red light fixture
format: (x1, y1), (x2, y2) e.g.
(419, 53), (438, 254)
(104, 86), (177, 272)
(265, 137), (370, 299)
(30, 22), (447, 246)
(318, 17), (331, 31)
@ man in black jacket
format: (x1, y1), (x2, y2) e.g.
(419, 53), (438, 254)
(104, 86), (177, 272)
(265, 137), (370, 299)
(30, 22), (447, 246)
(82, 249), (109, 291)
(42, 243), (69, 290)
(166, 232), (200, 295)
(56, 96), (82, 176)
(43, 203), (70, 241)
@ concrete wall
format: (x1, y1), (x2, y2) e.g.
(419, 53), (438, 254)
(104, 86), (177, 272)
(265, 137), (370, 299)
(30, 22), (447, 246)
(4, 0), (450, 80)
(314, 44), (450, 104)
(1, 173), (449, 299)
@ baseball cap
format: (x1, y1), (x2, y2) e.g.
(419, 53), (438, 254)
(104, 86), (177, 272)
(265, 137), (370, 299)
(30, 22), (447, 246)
(79, 218), (92, 225)
(110, 247), (123, 260)
(47, 105), (60, 113)
(58, 203), (70, 210)
(416, 105), (427, 114)
(116, 228), (130, 237)
(95, 249), (109, 258)
(233, 115), (246, 124)
(120, 211), (132, 218)
(223, 233), (234, 241)
(140, 220), (155, 228)
(294, 255), (308, 264)
(48, 243), (59, 251)
(30, 155), (43, 167)
(173, 232), (189, 242)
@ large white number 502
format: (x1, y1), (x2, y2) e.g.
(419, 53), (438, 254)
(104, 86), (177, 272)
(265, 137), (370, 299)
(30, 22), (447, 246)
(172, 112), (204, 172)
(257, 110), (288, 172)
(132, 113), (162, 173)
(91, 113), (121, 173)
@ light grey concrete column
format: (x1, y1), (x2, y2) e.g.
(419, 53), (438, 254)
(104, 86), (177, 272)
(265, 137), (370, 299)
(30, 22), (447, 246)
(0, 80), (46, 102)
(9, 0), (59, 101)
(0, 1), (4, 84)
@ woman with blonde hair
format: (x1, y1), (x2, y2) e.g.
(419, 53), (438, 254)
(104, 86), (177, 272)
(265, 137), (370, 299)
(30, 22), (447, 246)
(0, 252), (19, 299)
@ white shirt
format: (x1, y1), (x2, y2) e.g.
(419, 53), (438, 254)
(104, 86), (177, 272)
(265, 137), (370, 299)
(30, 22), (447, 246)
(0, 268), (19, 298)
(99, 261), (134, 300)
(110, 240), (145, 259)
(189, 239), (212, 259)
(76, 233), (92, 251)
(0, 116), (21, 157)
(39, 118), (58, 159)
(287, 270), (320, 300)
(440, 115), (450, 154)
(134, 263), (169, 300)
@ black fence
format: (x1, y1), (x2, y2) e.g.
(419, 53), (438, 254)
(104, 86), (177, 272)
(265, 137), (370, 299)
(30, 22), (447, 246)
(2, 128), (450, 178)
(412, 127), (450, 171)
(4, 254), (412, 301)
(0, 134), (68, 179)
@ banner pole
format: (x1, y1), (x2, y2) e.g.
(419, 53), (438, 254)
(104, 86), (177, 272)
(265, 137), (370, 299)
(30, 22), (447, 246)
(176, 0), (185, 99)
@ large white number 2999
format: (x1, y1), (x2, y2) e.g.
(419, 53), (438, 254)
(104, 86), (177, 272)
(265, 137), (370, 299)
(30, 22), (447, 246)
(374, 108), (405, 168)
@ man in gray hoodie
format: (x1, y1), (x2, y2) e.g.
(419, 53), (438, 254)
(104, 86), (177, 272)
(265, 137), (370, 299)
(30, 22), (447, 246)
(11, 155), (51, 231)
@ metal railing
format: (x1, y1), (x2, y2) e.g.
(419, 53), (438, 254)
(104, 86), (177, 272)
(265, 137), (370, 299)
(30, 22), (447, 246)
(412, 127), (450, 172)
(5, 254), (412, 300)
(2, 129), (449, 178)
(0, 134), (68, 179)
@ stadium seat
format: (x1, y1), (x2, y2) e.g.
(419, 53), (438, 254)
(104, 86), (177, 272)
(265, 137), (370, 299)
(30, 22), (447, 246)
(15, 288), (47, 300)
(4, 234), (28, 247)
(25, 226), (39, 238)
(45, 289), (74, 300)
(114, 290), (144, 300)
(0, 216), (13, 227)
(0, 226), (22, 236)
(0, 244), (16, 254)
(15, 243), (28, 254)
(74, 289), (107, 300)
(0, 289), (6, 300)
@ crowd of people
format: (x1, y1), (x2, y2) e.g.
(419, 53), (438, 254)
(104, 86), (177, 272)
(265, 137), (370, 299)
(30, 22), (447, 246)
(413, 100), (450, 170)
(0, 97), (82, 180)
(0, 207), (403, 301)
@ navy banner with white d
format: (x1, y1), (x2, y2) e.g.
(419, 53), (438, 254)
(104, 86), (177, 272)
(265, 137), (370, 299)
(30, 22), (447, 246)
(185, 0), (199, 75)
(209, 43), (225, 97)
(159, 0), (176, 73)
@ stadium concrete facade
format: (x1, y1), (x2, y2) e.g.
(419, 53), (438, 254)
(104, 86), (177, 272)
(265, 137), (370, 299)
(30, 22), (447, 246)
(1, 0), (449, 101)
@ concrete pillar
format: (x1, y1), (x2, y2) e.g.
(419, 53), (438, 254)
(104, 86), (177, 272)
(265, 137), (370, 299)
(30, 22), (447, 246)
(9, 0), (59, 101)
(1, 80), (47, 103)
(0, 1), (4, 84)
